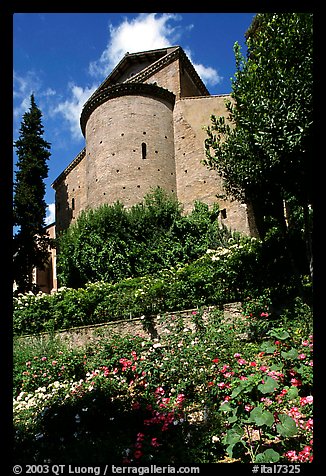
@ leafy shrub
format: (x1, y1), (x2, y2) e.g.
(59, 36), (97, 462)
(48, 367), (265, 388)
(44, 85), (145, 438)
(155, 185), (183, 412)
(13, 305), (313, 464)
(56, 188), (232, 288)
(13, 237), (262, 335)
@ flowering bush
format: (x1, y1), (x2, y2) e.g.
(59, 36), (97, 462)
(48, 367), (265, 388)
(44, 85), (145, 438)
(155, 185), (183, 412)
(13, 236), (262, 336)
(13, 302), (313, 464)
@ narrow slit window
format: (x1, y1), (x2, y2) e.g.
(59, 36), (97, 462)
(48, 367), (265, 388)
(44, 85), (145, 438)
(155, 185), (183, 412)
(72, 198), (75, 210)
(141, 142), (147, 159)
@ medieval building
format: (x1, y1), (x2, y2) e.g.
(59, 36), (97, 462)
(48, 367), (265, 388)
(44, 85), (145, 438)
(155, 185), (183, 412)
(40, 46), (256, 293)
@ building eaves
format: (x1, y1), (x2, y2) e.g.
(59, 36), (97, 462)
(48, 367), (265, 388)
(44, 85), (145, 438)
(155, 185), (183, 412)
(87, 46), (177, 102)
(51, 147), (86, 189)
(127, 46), (209, 96)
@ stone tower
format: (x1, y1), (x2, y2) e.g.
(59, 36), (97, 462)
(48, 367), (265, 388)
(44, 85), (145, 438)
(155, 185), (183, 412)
(52, 46), (252, 235)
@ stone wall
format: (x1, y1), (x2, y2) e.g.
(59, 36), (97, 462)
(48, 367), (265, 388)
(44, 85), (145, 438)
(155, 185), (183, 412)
(174, 95), (250, 234)
(17, 303), (243, 349)
(84, 93), (176, 211)
(55, 149), (87, 233)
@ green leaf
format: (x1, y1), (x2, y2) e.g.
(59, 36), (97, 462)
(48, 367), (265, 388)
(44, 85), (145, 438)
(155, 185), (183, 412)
(258, 376), (279, 394)
(231, 379), (253, 398)
(267, 328), (290, 340)
(220, 402), (232, 412)
(287, 386), (299, 399)
(281, 348), (299, 360)
(228, 409), (238, 424)
(276, 414), (298, 437)
(249, 406), (274, 427)
(223, 425), (244, 457)
(255, 448), (280, 463)
(260, 341), (276, 354)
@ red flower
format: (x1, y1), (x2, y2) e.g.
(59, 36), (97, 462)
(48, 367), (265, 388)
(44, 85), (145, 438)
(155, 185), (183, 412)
(151, 437), (161, 447)
(212, 358), (219, 363)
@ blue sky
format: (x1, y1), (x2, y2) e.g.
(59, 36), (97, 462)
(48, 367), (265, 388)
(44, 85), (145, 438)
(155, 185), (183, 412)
(13, 12), (255, 225)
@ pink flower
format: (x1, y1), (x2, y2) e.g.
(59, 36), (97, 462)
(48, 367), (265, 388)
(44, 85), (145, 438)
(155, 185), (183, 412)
(136, 432), (145, 441)
(234, 353), (241, 358)
(298, 353), (306, 360)
(238, 358), (247, 365)
(306, 418), (313, 430)
(134, 450), (143, 459)
(220, 364), (230, 373)
(52, 360), (57, 366)
(151, 437), (161, 447)
(291, 378), (302, 387)
(285, 450), (298, 462)
(249, 361), (257, 367)
(155, 386), (165, 396)
(41, 357), (47, 361)
(260, 312), (269, 317)
(176, 393), (185, 404)
(300, 395), (313, 406)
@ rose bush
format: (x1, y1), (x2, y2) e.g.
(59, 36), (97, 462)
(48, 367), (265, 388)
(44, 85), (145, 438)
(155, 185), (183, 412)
(13, 302), (313, 464)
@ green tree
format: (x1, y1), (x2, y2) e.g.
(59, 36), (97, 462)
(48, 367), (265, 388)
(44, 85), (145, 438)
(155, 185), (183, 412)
(57, 187), (229, 288)
(13, 94), (51, 293)
(204, 13), (313, 276)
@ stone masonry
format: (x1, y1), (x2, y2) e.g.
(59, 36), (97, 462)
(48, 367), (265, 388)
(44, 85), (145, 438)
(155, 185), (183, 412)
(52, 46), (255, 235)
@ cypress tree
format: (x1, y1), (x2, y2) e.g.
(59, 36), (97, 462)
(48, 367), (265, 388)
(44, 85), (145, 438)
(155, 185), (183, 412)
(13, 94), (51, 293)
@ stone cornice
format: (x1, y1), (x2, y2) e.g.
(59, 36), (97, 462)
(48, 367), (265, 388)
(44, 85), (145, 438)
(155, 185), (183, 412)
(52, 147), (86, 189)
(127, 47), (209, 97)
(80, 82), (176, 136)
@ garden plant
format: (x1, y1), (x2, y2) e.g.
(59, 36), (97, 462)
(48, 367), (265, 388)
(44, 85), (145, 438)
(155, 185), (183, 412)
(13, 297), (313, 464)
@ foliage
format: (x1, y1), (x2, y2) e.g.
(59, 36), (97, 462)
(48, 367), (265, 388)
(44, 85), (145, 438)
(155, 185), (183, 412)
(13, 94), (52, 293)
(56, 188), (231, 288)
(13, 236), (268, 336)
(203, 13), (313, 275)
(13, 304), (313, 464)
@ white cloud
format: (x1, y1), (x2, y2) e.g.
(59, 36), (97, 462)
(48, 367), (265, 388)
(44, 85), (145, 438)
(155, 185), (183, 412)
(45, 203), (55, 225)
(53, 13), (222, 142)
(13, 70), (56, 118)
(89, 13), (182, 78)
(53, 82), (97, 140)
(89, 13), (222, 88)
(184, 49), (223, 87)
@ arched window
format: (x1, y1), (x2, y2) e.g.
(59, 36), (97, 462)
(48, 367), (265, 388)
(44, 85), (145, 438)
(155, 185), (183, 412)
(142, 142), (147, 159)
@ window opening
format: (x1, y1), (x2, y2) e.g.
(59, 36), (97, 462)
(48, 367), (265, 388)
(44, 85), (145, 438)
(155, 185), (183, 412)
(221, 208), (227, 219)
(142, 142), (147, 159)
(72, 198), (75, 210)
